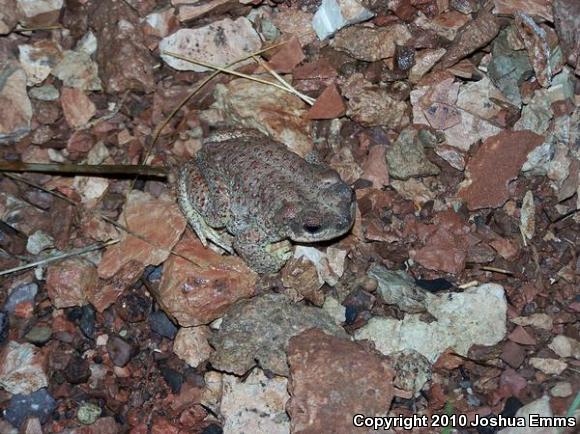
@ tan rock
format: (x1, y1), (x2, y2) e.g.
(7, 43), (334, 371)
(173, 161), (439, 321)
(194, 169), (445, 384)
(16, 0), (63, 27)
(0, 0), (19, 34)
(159, 17), (261, 72)
(0, 341), (48, 395)
(212, 78), (313, 157)
(333, 23), (411, 61)
(173, 326), (213, 368)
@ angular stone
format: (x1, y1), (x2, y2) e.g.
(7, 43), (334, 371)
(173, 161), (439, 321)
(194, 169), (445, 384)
(312, 0), (375, 40)
(0, 63), (32, 143)
(342, 73), (409, 128)
(159, 17), (261, 72)
(387, 127), (440, 180)
(458, 131), (544, 210)
(333, 23), (411, 61)
(493, 0), (553, 22)
(514, 12), (552, 87)
(153, 232), (256, 326)
(221, 370), (289, 434)
(52, 50), (102, 91)
(46, 257), (97, 308)
(306, 84), (346, 120)
(16, 0), (63, 27)
(287, 329), (394, 433)
(437, 9), (500, 69)
(0, 341), (48, 395)
(60, 87), (96, 128)
(173, 326), (213, 368)
(212, 78), (313, 157)
(368, 264), (428, 313)
(355, 283), (507, 363)
(0, 0), (19, 34)
(18, 41), (62, 86)
(98, 191), (186, 278)
(4, 389), (56, 428)
(89, 0), (155, 93)
(210, 293), (346, 376)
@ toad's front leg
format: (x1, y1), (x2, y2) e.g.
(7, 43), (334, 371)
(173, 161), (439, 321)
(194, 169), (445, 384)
(233, 230), (292, 274)
(175, 162), (233, 253)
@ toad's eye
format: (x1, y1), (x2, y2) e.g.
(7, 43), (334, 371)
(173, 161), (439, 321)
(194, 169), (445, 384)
(303, 223), (322, 234)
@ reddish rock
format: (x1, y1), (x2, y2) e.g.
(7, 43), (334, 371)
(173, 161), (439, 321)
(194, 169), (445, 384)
(412, 211), (474, 274)
(514, 12), (552, 87)
(306, 84), (346, 120)
(88, 260), (143, 312)
(287, 329), (394, 434)
(16, 0), (62, 27)
(154, 232), (257, 326)
(267, 37), (305, 73)
(458, 131), (544, 210)
(0, 341), (48, 394)
(61, 87), (96, 128)
(89, 0), (155, 93)
(361, 145), (389, 189)
(0, 0), (19, 34)
(501, 341), (526, 368)
(490, 237), (519, 259)
(46, 257), (98, 308)
(553, 0), (580, 68)
(493, 0), (553, 22)
(0, 62), (32, 143)
(98, 191), (186, 278)
(436, 9), (500, 69)
(508, 326), (537, 346)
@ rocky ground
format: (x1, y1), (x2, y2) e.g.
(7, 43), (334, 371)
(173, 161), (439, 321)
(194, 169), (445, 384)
(0, 0), (579, 433)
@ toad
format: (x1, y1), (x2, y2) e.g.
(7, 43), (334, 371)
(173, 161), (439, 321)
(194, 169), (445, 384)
(175, 129), (356, 273)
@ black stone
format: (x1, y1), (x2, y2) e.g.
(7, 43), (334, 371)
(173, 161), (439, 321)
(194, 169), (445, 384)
(117, 292), (151, 323)
(64, 355), (91, 384)
(0, 311), (8, 345)
(415, 278), (454, 292)
(149, 310), (177, 339)
(159, 365), (184, 394)
(501, 396), (523, 418)
(79, 305), (96, 339)
(107, 335), (135, 367)
(202, 424), (223, 434)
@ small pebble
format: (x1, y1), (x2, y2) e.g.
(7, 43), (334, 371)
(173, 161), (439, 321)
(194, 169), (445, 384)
(79, 305), (96, 339)
(24, 326), (52, 345)
(202, 424), (223, 434)
(550, 381), (572, 398)
(117, 292), (151, 323)
(107, 335), (134, 367)
(159, 365), (184, 394)
(77, 402), (102, 425)
(4, 389), (56, 427)
(149, 310), (178, 339)
(0, 312), (8, 344)
(64, 356), (91, 384)
(3, 283), (38, 313)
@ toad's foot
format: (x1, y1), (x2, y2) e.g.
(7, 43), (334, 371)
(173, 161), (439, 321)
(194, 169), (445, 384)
(175, 164), (233, 254)
(234, 238), (293, 274)
(265, 240), (293, 263)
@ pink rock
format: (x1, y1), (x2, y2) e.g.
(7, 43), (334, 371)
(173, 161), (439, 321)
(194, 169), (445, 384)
(0, 62), (32, 143)
(154, 232), (257, 326)
(89, 260), (144, 312)
(515, 12), (552, 87)
(493, 0), (553, 22)
(0, 0), (19, 34)
(266, 37), (305, 74)
(306, 84), (346, 120)
(97, 191), (187, 278)
(61, 87), (96, 128)
(89, 0), (155, 93)
(46, 257), (98, 308)
(459, 131), (544, 210)
(0, 341), (48, 395)
(361, 145), (389, 189)
(287, 329), (394, 434)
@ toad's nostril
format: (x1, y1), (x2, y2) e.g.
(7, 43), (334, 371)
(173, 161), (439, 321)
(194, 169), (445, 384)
(303, 223), (322, 234)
